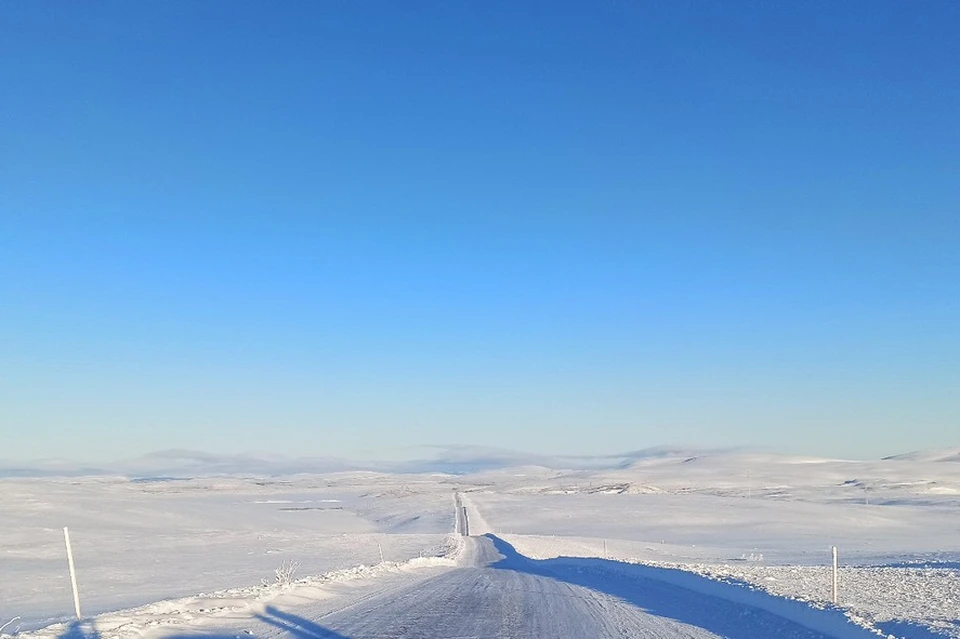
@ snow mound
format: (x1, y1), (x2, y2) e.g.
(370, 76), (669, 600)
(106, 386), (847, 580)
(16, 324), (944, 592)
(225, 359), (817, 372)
(884, 448), (960, 463)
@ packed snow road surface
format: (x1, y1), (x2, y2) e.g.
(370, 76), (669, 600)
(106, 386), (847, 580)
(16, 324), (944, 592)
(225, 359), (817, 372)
(256, 535), (837, 639)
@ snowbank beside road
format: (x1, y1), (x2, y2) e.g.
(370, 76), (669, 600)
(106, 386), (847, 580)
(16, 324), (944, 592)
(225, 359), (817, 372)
(501, 533), (960, 639)
(0, 475), (457, 629)
(6, 537), (462, 639)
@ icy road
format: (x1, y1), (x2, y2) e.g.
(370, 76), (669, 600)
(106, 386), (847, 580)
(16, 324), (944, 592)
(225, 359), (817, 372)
(253, 535), (839, 639)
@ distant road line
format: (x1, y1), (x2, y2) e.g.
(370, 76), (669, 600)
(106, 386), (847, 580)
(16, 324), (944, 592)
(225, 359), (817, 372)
(454, 492), (469, 536)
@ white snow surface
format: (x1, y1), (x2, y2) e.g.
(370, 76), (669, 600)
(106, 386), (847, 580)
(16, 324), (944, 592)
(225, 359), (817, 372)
(465, 453), (960, 638)
(2, 450), (959, 638)
(0, 473), (459, 629)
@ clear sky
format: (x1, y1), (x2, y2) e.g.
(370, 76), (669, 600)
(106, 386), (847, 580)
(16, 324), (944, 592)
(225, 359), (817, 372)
(1, 2), (957, 462)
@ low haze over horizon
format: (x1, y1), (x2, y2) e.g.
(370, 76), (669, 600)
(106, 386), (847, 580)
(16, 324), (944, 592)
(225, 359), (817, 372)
(2, 2), (957, 462)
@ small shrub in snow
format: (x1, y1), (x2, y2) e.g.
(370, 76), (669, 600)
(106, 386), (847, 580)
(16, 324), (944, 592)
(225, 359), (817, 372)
(739, 552), (764, 562)
(274, 560), (301, 585)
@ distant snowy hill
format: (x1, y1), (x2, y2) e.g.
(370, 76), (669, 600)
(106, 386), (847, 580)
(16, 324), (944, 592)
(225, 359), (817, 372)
(2, 444), (956, 478)
(112, 449), (358, 476)
(882, 447), (960, 462)
(0, 457), (112, 477)
(0, 445), (729, 478)
(401, 445), (736, 474)
(0, 450), (350, 479)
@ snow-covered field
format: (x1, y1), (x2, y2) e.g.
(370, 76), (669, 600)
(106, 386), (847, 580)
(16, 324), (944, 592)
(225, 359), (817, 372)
(2, 449), (959, 638)
(0, 473), (458, 629)
(464, 453), (960, 638)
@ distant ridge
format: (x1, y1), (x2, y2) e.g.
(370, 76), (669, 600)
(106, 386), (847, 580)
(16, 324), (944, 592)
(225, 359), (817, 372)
(0, 445), (733, 478)
(882, 447), (960, 463)
(2, 444), (955, 478)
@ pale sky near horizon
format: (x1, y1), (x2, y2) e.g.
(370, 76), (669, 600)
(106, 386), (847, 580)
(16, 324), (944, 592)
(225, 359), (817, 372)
(1, 2), (958, 462)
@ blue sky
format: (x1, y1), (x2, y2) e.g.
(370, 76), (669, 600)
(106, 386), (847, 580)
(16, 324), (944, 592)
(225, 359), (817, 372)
(1, 2), (957, 462)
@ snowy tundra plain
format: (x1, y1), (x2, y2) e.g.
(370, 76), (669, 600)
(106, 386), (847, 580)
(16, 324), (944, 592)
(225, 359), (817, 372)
(1, 449), (958, 639)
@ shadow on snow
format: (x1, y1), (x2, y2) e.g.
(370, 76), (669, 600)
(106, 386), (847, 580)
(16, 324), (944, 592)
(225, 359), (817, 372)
(485, 534), (880, 639)
(58, 621), (100, 639)
(877, 620), (959, 639)
(254, 606), (350, 639)
(55, 607), (351, 639)
(54, 540), (955, 639)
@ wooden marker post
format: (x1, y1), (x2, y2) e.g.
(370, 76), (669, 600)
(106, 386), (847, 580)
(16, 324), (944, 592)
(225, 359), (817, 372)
(831, 545), (839, 604)
(63, 527), (82, 619)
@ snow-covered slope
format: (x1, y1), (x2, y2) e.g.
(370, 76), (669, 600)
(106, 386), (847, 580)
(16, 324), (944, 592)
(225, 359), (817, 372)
(0, 474), (458, 630)
(3, 449), (959, 638)
(884, 447), (960, 463)
(0, 445), (735, 478)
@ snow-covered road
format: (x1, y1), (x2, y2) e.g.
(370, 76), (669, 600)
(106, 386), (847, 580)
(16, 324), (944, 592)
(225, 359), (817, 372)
(253, 535), (838, 639)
